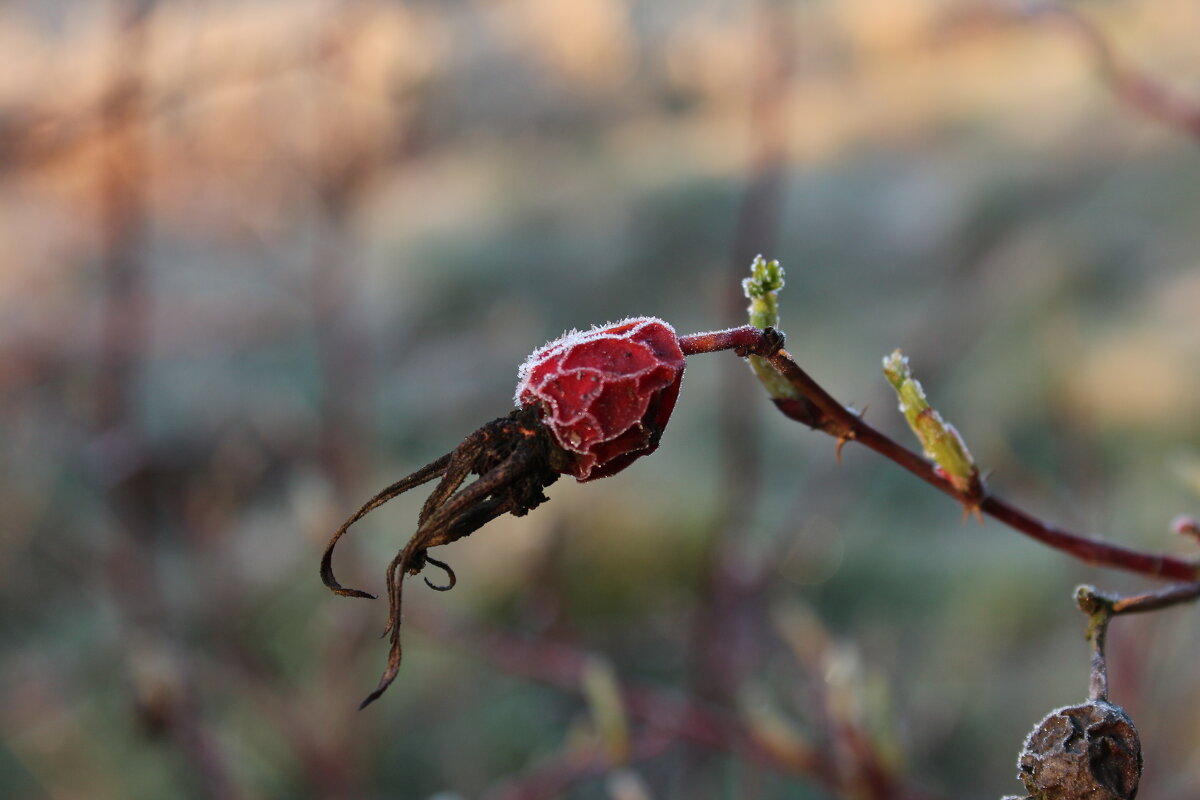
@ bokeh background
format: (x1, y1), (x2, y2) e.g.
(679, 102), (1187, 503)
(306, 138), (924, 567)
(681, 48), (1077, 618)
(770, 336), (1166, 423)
(2, 0), (1199, 798)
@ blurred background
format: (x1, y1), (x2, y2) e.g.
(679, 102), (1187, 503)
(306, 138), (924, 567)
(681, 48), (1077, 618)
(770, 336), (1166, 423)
(1, 0), (1199, 797)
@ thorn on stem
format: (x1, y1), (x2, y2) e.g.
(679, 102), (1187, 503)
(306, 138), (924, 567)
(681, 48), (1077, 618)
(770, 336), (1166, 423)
(1172, 514), (1200, 543)
(959, 503), (984, 524)
(834, 435), (851, 463)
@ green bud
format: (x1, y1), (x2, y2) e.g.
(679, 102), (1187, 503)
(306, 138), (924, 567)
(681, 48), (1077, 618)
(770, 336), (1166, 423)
(743, 254), (785, 326)
(738, 683), (814, 764)
(581, 656), (629, 764)
(742, 255), (797, 401)
(882, 349), (980, 498)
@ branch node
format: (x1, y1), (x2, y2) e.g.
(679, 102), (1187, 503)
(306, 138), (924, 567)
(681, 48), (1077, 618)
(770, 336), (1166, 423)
(1075, 585), (1115, 702)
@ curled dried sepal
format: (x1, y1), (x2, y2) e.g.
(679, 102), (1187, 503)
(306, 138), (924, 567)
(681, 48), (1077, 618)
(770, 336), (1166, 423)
(882, 349), (982, 504)
(1016, 700), (1141, 800)
(320, 453), (454, 599)
(322, 408), (562, 708)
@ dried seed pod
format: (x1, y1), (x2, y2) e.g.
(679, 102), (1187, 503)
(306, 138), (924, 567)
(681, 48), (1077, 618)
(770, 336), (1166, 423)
(1016, 699), (1141, 800)
(327, 317), (696, 705)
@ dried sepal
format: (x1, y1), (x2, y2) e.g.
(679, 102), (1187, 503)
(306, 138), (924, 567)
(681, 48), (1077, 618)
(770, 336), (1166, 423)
(322, 408), (563, 708)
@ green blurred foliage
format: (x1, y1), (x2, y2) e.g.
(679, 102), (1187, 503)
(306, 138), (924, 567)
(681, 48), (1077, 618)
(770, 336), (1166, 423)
(1, 0), (1199, 798)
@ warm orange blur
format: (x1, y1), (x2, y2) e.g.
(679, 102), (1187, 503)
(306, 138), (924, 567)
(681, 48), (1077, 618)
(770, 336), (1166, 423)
(1, 2), (1198, 798)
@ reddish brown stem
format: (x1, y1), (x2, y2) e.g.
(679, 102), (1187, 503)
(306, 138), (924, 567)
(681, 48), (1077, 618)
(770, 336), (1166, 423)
(981, 497), (1195, 580)
(1111, 582), (1200, 615)
(412, 609), (828, 778)
(411, 609), (940, 799)
(679, 326), (776, 356)
(946, 3), (1200, 143)
(1029, 2), (1200, 141)
(746, 347), (1200, 583)
(485, 735), (671, 800)
(678, 332), (1197, 580)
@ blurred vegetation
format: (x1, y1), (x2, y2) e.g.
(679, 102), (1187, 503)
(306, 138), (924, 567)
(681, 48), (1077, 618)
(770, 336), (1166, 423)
(1, 0), (1199, 798)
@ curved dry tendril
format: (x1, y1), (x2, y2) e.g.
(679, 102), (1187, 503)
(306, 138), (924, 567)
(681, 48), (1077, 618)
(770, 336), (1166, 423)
(319, 406), (562, 709)
(422, 556), (456, 591)
(364, 447), (540, 708)
(320, 452), (453, 599)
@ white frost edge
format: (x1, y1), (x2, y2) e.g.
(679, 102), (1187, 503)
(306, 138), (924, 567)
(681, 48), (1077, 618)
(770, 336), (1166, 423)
(513, 316), (674, 407)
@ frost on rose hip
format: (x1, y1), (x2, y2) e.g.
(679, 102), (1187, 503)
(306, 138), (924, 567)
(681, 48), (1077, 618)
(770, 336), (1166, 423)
(324, 313), (780, 707)
(515, 317), (685, 481)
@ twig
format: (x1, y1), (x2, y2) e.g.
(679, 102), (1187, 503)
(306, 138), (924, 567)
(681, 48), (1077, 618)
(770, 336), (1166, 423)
(1075, 586), (1114, 702)
(745, 345), (1200, 582)
(93, 3), (243, 797)
(683, 13), (793, 790)
(945, 2), (1200, 143)
(410, 608), (942, 799)
(412, 608), (826, 778)
(0, 7), (378, 175)
(1070, 580), (1200, 704)
(1027, 2), (1200, 141)
(1074, 580), (1200, 704)
(484, 734), (671, 800)
(1081, 582), (1200, 619)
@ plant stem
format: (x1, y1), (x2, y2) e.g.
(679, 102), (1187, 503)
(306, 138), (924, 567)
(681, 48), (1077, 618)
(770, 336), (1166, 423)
(683, 324), (1198, 582)
(737, 345), (1200, 583)
(1109, 582), (1200, 615)
(678, 325), (776, 356)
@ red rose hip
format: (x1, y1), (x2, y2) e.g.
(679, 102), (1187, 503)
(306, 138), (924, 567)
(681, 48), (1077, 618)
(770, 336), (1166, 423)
(325, 316), (780, 706)
(515, 317), (685, 481)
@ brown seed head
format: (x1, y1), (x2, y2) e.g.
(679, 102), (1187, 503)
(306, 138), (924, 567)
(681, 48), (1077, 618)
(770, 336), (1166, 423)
(1017, 700), (1141, 800)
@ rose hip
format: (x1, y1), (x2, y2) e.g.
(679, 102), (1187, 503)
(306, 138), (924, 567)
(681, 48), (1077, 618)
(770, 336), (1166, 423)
(515, 317), (685, 481)
(324, 316), (778, 707)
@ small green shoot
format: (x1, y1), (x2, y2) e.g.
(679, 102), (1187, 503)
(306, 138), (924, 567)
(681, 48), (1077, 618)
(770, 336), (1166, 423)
(882, 349), (981, 503)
